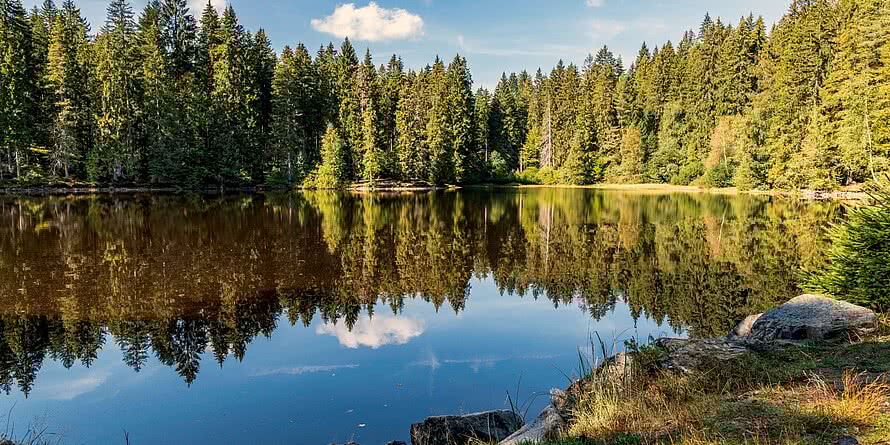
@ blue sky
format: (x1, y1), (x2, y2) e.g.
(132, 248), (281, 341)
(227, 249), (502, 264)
(27, 0), (792, 89)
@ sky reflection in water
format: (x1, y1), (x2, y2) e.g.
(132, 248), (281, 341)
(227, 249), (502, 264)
(11, 281), (665, 445)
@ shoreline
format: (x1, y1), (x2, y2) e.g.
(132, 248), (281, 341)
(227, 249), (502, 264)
(0, 182), (870, 201)
(411, 295), (890, 445)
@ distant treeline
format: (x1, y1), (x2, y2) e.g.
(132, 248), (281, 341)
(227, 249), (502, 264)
(0, 0), (888, 188)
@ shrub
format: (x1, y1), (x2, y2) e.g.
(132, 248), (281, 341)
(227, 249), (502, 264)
(537, 167), (561, 185)
(516, 167), (541, 185)
(301, 163), (341, 190)
(703, 161), (735, 188)
(672, 160), (704, 186)
(807, 179), (890, 309)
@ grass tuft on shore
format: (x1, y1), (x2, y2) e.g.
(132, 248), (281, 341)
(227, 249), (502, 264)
(552, 336), (890, 445)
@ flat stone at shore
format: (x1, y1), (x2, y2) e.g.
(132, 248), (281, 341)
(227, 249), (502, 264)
(655, 338), (751, 373)
(410, 410), (522, 445)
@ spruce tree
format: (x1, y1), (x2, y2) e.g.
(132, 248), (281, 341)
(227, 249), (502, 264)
(361, 95), (381, 183)
(94, 0), (140, 182)
(335, 38), (359, 178)
(817, 0), (890, 185)
(444, 55), (474, 182)
(0, 0), (36, 180)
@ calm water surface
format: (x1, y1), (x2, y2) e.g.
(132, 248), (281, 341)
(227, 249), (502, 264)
(0, 189), (840, 444)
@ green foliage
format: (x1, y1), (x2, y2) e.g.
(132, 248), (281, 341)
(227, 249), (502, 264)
(302, 127), (346, 190)
(807, 180), (890, 309)
(672, 160), (704, 186)
(703, 161), (734, 187)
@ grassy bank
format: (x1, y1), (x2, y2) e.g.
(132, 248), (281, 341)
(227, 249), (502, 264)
(545, 315), (890, 445)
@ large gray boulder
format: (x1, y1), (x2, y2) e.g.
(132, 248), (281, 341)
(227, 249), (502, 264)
(410, 410), (522, 445)
(740, 295), (878, 342)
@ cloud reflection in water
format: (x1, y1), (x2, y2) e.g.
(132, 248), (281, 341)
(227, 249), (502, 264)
(316, 316), (425, 349)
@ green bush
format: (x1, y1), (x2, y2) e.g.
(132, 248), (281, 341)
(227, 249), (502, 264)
(515, 167), (541, 185)
(672, 160), (704, 186)
(536, 167), (561, 185)
(301, 161), (343, 190)
(703, 161), (735, 188)
(807, 180), (890, 309)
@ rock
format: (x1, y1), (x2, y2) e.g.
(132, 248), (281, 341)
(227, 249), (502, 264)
(728, 313), (763, 339)
(499, 389), (567, 445)
(498, 405), (565, 445)
(548, 388), (568, 411)
(833, 436), (859, 445)
(655, 338), (750, 373)
(410, 410), (522, 445)
(747, 295), (878, 342)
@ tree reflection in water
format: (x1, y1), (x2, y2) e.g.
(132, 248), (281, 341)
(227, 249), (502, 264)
(0, 190), (840, 395)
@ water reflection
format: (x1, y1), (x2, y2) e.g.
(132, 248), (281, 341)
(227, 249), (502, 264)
(0, 190), (840, 396)
(317, 316), (425, 349)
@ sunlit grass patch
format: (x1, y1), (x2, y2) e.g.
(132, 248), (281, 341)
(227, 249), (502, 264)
(805, 370), (890, 428)
(557, 337), (890, 445)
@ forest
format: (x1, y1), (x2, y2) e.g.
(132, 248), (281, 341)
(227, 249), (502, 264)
(0, 0), (888, 189)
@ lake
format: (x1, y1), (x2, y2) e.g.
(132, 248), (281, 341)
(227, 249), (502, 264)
(0, 189), (840, 444)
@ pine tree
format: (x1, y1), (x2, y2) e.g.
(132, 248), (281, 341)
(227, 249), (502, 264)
(335, 38), (359, 178)
(817, 0), (890, 185)
(243, 28), (275, 181)
(426, 57), (450, 184)
(137, 1), (172, 182)
(361, 95), (381, 183)
(29, 1), (57, 155)
(44, 0), (92, 179)
(271, 43), (317, 183)
(193, 0), (220, 182)
(0, 0), (36, 180)
(94, 0), (140, 182)
(444, 55), (474, 182)
(396, 69), (428, 181)
(473, 87), (492, 175)
(158, 0), (197, 183)
(766, 0), (838, 188)
(209, 5), (248, 183)
(380, 55), (402, 175)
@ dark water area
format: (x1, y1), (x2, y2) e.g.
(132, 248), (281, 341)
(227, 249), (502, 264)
(0, 189), (841, 444)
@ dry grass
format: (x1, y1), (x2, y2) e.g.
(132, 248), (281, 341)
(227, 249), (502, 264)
(878, 312), (890, 338)
(558, 340), (890, 445)
(806, 370), (890, 427)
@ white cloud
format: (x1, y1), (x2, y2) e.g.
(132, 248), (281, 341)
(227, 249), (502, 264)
(190, 0), (225, 14)
(586, 19), (627, 40)
(585, 18), (669, 41)
(317, 316), (425, 349)
(311, 2), (425, 42)
(411, 353), (565, 373)
(251, 364), (359, 377)
(456, 34), (588, 58)
(35, 369), (111, 401)
(586, 0), (605, 7)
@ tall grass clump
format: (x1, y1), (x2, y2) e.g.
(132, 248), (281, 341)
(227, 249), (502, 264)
(807, 178), (890, 309)
(807, 370), (890, 427)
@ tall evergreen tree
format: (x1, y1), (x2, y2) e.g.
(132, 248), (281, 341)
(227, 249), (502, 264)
(0, 0), (36, 179)
(94, 0), (140, 182)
